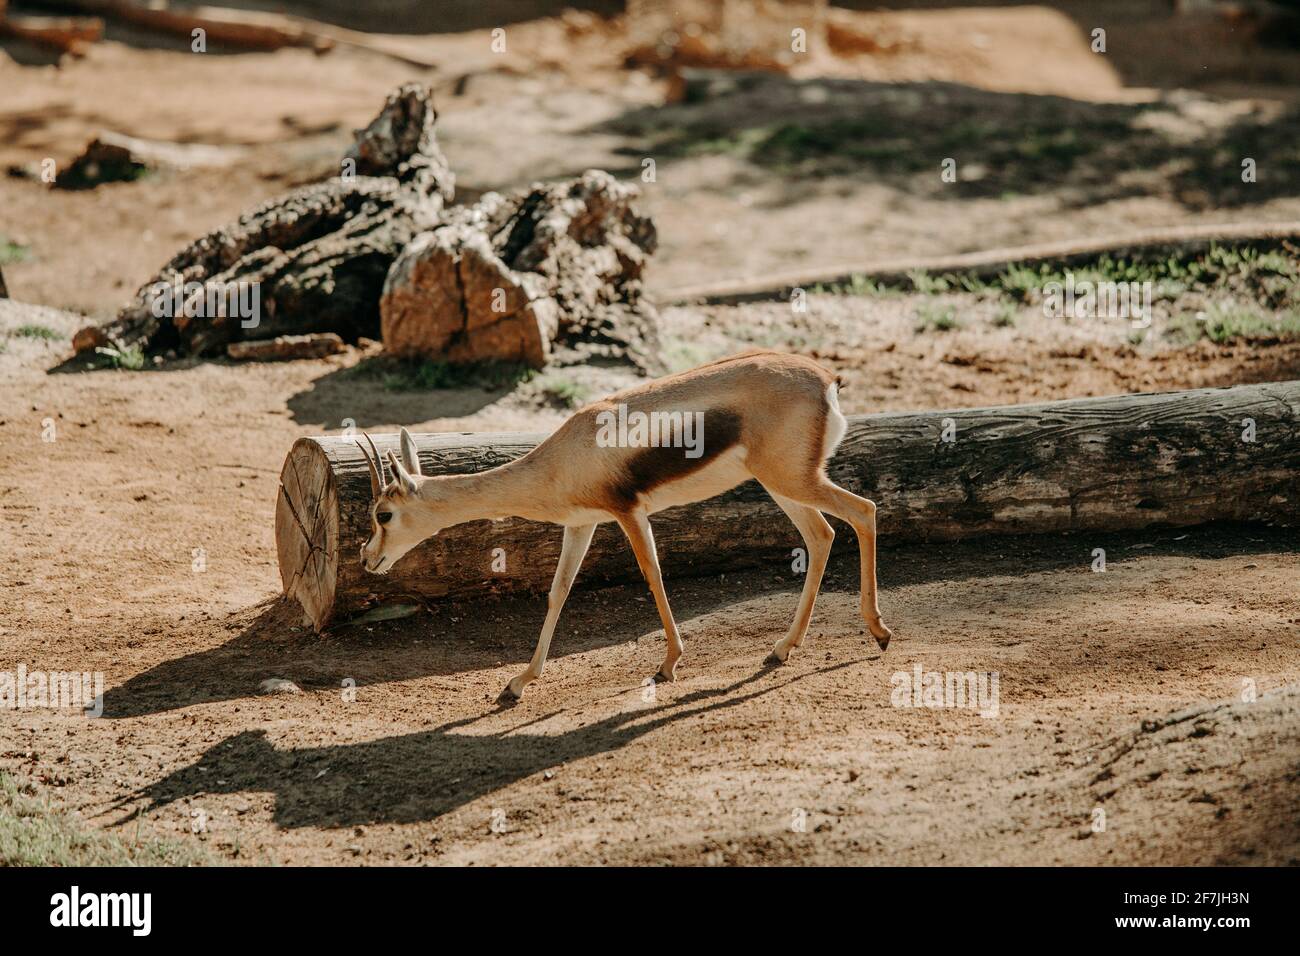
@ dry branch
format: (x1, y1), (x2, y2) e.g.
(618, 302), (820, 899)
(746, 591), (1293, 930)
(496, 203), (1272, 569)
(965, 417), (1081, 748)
(0, 13), (103, 56)
(226, 333), (345, 362)
(41, 0), (330, 51)
(276, 379), (1300, 630)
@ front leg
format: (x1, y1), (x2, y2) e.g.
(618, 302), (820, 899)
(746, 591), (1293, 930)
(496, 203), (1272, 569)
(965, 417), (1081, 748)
(616, 510), (684, 683)
(499, 524), (596, 703)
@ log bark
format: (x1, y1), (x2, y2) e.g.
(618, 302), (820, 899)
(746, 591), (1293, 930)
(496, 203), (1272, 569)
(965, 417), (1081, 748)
(226, 333), (345, 362)
(73, 83), (454, 357)
(40, 1), (330, 52)
(0, 14), (103, 56)
(276, 380), (1300, 631)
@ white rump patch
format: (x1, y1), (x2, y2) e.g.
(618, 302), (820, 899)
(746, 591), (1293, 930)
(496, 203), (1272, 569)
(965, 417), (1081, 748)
(822, 383), (848, 459)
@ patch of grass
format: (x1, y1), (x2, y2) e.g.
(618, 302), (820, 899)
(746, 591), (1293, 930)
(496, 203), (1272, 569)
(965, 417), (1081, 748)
(0, 235), (30, 265)
(12, 324), (63, 341)
(93, 343), (146, 370)
(346, 357), (536, 392)
(1173, 305), (1300, 344)
(811, 274), (897, 297)
(991, 303), (1018, 328)
(536, 374), (590, 409)
(0, 773), (210, 866)
(907, 269), (950, 296)
(663, 339), (714, 372)
(914, 304), (960, 332)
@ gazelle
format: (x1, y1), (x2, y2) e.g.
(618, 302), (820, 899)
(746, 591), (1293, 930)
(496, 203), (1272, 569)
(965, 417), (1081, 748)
(359, 350), (892, 703)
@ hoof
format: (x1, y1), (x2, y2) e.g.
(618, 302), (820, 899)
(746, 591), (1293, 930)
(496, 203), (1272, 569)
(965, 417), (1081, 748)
(764, 649), (788, 667)
(496, 682), (521, 706)
(868, 621), (893, 651)
(652, 667), (677, 684)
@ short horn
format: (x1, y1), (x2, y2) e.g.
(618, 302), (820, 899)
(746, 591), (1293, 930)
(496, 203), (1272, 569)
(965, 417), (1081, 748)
(361, 432), (385, 496)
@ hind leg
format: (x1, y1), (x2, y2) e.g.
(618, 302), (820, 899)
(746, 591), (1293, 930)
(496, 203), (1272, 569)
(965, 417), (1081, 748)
(802, 478), (891, 649)
(764, 489), (834, 663)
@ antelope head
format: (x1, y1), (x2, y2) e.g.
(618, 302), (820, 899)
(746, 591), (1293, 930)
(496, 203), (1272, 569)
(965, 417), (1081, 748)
(359, 427), (432, 575)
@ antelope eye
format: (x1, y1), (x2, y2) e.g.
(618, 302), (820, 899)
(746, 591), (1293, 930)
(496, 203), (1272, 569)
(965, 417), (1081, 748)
(376, 512), (393, 525)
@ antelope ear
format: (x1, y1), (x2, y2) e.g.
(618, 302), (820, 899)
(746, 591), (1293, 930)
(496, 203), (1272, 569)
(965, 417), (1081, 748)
(386, 449), (418, 494)
(399, 427), (422, 477)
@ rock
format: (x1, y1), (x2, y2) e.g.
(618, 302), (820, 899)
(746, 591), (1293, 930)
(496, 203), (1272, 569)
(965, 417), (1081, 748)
(258, 678), (301, 695)
(55, 132), (247, 190)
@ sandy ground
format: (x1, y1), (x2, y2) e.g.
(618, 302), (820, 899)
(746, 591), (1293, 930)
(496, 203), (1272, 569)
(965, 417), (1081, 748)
(2, 292), (1298, 866)
(2, 3), (1299, 865)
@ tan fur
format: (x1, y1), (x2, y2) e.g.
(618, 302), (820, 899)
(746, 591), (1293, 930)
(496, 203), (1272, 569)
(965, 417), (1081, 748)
(358, 350), (892, 702)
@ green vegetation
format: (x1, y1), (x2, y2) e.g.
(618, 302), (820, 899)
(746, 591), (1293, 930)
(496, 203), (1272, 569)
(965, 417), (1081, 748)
(535, 374), (590, 409)
(93, 342), (147, 370)
(345, 357), (537, 392)
(914, 303), (959, 332)
(0, 235), (29, 265)
(811, 240), (1300, 319)
(0, 773), (209, 866)
(1171, 306), (1300, 345)
(991, 303), (1018, 328)
(13, 324), (63, 341)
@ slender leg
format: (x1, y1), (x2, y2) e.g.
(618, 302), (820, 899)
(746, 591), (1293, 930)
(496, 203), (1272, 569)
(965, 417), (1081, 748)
(796, 478), (892, 650)
(616, 510), (684, 682)
(499, 523), (596, 702)
(765, 489), (834, 663)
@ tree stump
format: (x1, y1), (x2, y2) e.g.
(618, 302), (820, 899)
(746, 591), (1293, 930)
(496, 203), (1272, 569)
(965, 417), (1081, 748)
(275, 379), (1300, 631)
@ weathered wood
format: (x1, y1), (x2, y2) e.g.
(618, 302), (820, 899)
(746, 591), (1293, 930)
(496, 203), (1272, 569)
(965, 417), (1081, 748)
(0, 14), (103, 56)
(41, 0), (330, 52)
(226, 333), (345, 362)
(276, 380), (1300, 631)
(73, 84), (454, 357)
(380, 170), (661, 372)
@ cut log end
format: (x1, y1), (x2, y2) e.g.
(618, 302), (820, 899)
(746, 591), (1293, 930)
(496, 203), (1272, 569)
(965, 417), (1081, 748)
(275, 438), (341, 631)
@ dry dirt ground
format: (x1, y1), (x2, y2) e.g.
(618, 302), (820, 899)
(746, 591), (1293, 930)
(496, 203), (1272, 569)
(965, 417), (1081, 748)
(1, 3), (1299, 865)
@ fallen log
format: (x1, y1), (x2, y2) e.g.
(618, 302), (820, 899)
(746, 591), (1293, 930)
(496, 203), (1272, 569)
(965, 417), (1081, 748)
(41, 0), (330, 52)
(275, 379), (1300, 631)
(0, 14), (103, 56)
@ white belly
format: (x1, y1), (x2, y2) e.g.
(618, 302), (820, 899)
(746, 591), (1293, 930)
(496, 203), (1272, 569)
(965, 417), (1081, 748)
(639, 445), (751, 514)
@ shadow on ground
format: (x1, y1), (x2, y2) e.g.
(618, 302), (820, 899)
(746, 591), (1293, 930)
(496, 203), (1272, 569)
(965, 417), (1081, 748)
(594, 75), (1300, 210)
(98, 522), (1298, 721)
